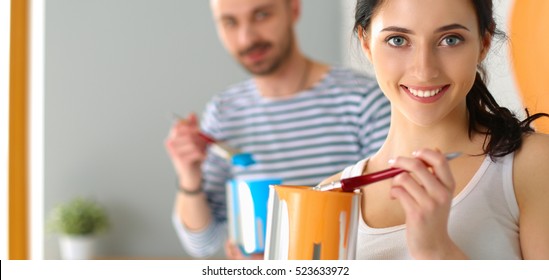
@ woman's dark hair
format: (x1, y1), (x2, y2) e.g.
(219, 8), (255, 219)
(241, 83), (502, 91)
(353, 0), (549, 159)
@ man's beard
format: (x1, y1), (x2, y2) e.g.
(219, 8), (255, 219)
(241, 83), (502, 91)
(237, 34), (293, 76)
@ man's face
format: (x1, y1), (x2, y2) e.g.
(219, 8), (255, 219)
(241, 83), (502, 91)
(210, 0), (296, 76)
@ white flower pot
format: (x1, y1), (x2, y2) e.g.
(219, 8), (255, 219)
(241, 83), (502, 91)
(59, 235), (97, 260)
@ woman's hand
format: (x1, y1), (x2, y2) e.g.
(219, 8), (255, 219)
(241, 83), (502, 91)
(388, 148), (466, 259)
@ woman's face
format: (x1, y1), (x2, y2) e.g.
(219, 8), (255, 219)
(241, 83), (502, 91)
(360, 0), (490, 127)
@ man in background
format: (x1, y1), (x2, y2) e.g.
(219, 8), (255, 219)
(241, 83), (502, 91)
(165, 0), (390, 259)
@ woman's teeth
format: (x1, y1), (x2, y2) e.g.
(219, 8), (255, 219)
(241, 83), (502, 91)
(408, 87), (442, 98)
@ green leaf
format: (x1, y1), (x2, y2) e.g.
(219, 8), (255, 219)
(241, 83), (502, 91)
(47, 197), (110, 235)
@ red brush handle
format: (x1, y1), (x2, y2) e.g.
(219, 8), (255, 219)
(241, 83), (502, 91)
(340, 167), (405, 192)
(176, 116), (216, 144)
(338, 152), (462, 192)
(197, 131), (216, 144)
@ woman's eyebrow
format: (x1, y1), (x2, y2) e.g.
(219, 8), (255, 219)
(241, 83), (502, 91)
(380, 26), (413, 34)
(380, 23), (470, 34)
(436, 23), (470, 33)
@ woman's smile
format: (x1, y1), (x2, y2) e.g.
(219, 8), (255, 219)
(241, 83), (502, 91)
(400, 84), (450, 103)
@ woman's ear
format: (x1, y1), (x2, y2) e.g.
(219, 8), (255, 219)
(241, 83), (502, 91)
(478, 32), (492, 63)
(358, 26), (373, 63)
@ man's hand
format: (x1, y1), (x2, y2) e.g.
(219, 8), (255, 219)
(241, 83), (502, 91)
(165, 113), (208, 190)
(224, 240), (264, 260)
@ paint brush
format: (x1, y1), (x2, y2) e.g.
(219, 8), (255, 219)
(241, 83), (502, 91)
(173, 113), (256, 167)
(313, 152), (462, 192)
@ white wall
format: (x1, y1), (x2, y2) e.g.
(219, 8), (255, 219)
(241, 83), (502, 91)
(485, 0), (524, 118)
(340, 0), (524, 118)
(44, 0), (342, 259)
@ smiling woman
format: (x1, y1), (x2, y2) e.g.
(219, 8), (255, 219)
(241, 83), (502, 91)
(316, 0), (549, 260)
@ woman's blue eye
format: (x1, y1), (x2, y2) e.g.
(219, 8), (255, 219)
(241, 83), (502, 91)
(387, 36), (408, 47)
(441, 35), (462, 46)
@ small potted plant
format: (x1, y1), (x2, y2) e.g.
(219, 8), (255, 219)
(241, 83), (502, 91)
(47, 197), (110, 260)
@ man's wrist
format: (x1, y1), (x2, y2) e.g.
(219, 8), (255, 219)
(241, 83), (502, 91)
(177, 181), (203, 195)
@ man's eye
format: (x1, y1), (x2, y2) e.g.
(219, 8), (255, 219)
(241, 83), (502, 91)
(222, 18), (237, 28)
(255, 11), (269, 21)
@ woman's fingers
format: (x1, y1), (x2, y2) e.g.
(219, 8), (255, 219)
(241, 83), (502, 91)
(390, 181), (419, 214)
(387, 149), (458, 259)
(389, 149), (455, 202)
(413, 149), (456, 192)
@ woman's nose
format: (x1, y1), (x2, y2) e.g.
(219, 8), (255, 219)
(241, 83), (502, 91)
(411, 45), (440, 81)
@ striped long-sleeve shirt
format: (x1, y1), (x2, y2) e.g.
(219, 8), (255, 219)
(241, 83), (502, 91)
(173, 66), (391, 258)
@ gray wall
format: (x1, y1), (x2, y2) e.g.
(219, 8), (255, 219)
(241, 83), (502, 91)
(44, 0), (342, 259)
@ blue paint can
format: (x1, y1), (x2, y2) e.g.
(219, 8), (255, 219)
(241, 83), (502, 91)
(226, 178), (282, 255)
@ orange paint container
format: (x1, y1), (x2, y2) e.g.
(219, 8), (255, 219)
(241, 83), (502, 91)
(264, 185), (361, 260)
